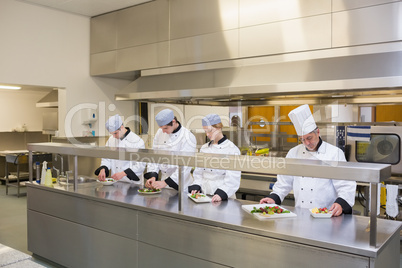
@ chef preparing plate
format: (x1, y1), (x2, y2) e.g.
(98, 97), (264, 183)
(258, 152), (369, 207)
(95, 114), (146, 184)
(260, 105), (356, 217)
(188, 114), (241, 202)
(144, 109), (197, 191)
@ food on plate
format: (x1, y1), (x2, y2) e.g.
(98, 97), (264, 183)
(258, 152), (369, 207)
(190, 193), (206, 199)
(251, 206), (290, 215)
(138, 188), (161, 193)
(311, 207), (329, 214)
(99, 178), (115, 182)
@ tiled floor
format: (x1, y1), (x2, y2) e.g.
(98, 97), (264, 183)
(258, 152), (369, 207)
(1, 184), (401, 267)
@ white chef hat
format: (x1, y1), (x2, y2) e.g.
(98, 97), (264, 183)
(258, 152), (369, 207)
(202, 114), (221, 126)
(105, 114), (123, 132)
(288, 104), (317, 136)
(155, 109), (174, 127)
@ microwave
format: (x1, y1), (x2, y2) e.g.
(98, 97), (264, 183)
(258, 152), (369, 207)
(346, 126), (402, 174)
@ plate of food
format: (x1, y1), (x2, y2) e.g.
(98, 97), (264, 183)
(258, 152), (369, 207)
(138, 188), (161, 194)
(310, 207), (332, 218)
(97, 178), (116, 186)
(187, 193), (211, 203)
(242, 204), (297, 220)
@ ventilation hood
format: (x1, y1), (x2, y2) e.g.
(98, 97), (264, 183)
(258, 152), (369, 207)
(36, 90), (58, 108)
(116, 50), (402, 106)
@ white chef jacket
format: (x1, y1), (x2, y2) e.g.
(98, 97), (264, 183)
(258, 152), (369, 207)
(271, 140), (356, 210)
(99, 129), (146, 185)
(190, 137), (241, 199)
(146, 124), (197, 191)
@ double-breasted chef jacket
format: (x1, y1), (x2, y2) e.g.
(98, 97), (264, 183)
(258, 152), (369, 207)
(95, 128), (146, 185)
(269, 138), (356, 214)
(145, 123), (197, 191)
(188, 136), (241, 200)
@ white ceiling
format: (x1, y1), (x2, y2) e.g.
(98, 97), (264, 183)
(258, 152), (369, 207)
(16, 0), (153, 17)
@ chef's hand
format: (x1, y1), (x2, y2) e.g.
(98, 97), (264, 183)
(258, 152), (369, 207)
(111, 171), (126, 181)
(191, 190), (200, 195)
(211, 194), (222, 202)
(98, 169), (106, 181)
(329, 203), (343, 217)
(260, 197), (275, 204)
(145, 177), (156, 188)
(152, 180), (167, 190)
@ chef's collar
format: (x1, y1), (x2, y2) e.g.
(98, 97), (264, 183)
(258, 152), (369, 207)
(305, 136), (323, 152)
(208, 135), (227, 146)
(120, 127), (130, 140)
(172, 121), (181, 134)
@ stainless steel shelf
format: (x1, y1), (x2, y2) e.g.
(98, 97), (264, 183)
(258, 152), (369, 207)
(27, 142), (391, 183)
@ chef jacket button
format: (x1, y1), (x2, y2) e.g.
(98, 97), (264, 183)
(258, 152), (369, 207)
(301, 188), (303, 190)
(310, 201), (312, 203)
(311, 189), (313, 191)
(302, 201), (304, 203)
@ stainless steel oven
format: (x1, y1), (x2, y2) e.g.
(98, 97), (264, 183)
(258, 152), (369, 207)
(347, 126), (402, 174)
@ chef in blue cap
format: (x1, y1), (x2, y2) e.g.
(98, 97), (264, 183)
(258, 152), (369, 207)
(95, 114), (146, 184)
(188, 114), (241, 202)
(144, 109), (197, 191)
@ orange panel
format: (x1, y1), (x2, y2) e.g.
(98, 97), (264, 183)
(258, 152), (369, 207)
(376, 105), (402, 122)
(247, 106), (274, 142)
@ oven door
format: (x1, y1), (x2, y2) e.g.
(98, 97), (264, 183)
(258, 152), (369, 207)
(347, 126), (402, 174)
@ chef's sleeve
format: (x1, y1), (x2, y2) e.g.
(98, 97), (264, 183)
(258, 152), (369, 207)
(214, 169), (241, 200)
(144, 134), (161, 180)
(95, 138), (113, 176)
(269, 174), (294, 205)
(332, 148), (356, 213)
(188, 167), (203, 193)
(163, 132), (197, 190)
(125, 139), (147, 181)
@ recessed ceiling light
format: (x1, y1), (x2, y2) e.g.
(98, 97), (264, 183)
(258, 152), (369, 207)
(0, 85), (21, 90)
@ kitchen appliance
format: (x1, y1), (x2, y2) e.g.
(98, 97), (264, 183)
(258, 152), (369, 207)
(347, 125), (402, 174)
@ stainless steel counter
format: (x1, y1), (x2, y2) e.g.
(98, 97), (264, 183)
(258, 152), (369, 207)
(30, 181), (400, 259)
(26, 142), (400, 267)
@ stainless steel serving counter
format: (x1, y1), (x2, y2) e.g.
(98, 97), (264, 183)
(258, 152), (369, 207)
(26, 182), (400, 268)
(25, 142), (400, 268)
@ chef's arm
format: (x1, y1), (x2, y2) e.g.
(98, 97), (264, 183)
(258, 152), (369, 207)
(144, 171), (158, 180)
(123, 168), (140, 181)
(334, 197), (353, 214)
(164, 177), (178, 191)
(332, 179), (356, 214)
(188, 167), (203, 193)
(267, 174), (294, 204)
(267, 193), (282, 205)
(214, 169), (241, 200)
(127, 161), (146, 181)
(94, 165), (110, 177)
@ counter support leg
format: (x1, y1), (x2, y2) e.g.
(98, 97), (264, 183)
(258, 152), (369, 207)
(29, 151), (33, 183)
(74, 155), (78, 192)
(369, 183), (378, 247)
(178, 166), (182, 212)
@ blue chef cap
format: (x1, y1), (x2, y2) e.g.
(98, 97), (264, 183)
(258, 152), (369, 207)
(202, 114), (221, 126)
(106, 114), (123, 132)
(155, 109), (174, 127)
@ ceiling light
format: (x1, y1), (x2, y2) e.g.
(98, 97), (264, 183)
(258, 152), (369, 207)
(0, 85), (21, 90)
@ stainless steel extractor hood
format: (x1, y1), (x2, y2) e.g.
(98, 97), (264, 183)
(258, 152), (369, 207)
(116, 50), (402, 106)
(36, 90), (58, 108)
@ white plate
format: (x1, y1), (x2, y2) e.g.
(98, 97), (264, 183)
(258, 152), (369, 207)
(309, 209), (332, 218)
(97, 179), (116, 186)
(242, 204), (297, 220)
(138, 188), (161, 195)
(187, 193), (211, 203)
